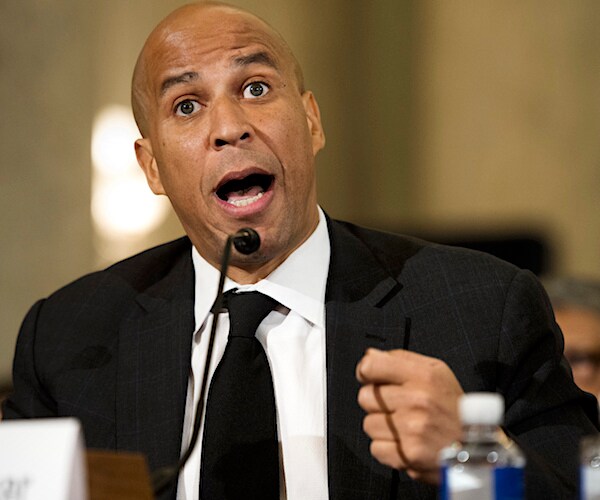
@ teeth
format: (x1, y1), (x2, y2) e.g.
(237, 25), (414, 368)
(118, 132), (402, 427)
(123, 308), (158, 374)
(227, 191), (264, 207)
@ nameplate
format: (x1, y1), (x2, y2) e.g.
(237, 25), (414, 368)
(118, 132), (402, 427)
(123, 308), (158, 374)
(0, 418), (88, 500)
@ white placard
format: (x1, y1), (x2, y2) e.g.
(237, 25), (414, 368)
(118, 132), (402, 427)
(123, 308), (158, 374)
(0, 418), (88, 500)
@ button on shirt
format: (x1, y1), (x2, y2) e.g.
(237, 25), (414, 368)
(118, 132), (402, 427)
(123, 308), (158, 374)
(177, 208), (331, 500)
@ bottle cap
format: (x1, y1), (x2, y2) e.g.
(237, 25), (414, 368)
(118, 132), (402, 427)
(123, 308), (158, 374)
(459, 392), (504, 425)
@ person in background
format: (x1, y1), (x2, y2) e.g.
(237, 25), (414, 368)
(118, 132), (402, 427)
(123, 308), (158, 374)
(544, 276), (600, 400)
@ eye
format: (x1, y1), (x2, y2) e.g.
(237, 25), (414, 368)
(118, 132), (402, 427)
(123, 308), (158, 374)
(175, 99), (201, 116)
(243, 81), (269, 99)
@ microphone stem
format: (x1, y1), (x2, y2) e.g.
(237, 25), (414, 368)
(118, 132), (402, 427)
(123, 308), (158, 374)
(184, 234), (232, 462)
(152, 235), (235, 495)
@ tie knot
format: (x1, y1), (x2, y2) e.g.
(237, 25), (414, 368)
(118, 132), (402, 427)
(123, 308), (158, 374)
(225, 291), (278, 338)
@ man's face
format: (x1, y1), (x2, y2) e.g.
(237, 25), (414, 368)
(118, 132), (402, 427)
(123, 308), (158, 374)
(134, 5), (325, 281)
(555, 306), (600, 397)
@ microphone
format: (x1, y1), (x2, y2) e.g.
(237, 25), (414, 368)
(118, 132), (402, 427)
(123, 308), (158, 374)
(151, 228), (261, 496)
(232, 228), (260, 255)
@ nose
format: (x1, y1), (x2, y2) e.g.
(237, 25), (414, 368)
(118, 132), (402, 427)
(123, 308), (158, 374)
(208, 97), (253, 150)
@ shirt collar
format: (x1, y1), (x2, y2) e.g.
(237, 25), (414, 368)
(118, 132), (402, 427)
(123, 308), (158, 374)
(192, 207), (330, 330)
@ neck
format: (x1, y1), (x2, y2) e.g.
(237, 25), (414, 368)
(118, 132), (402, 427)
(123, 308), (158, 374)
(192, 210), (321, 285)
(226, 229), (314, 284)
(226, 260), (285, 284)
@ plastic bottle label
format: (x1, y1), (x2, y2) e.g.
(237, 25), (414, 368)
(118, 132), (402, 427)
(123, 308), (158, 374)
(494, 467), (524, 499)
(441, 466), (524, 499)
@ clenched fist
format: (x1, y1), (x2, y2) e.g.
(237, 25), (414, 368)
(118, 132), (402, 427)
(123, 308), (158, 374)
(356, 348), (464, 484)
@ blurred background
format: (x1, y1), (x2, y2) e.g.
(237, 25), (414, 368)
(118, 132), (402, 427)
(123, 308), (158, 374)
(1, 0), (599, 391)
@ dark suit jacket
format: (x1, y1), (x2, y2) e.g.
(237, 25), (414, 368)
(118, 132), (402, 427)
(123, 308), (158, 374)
(3, 218), (598, 499)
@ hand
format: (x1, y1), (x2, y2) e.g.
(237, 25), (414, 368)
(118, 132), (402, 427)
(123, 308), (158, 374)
(356, 348), (463, 484)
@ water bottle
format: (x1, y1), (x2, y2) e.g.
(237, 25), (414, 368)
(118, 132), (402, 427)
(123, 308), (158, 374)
(439, 392), (525, 499)
(580, 434), (600, 500)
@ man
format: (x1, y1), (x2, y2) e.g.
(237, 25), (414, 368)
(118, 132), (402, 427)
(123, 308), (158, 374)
(3, 2), (598, 499)
(544, 277), (600, 400)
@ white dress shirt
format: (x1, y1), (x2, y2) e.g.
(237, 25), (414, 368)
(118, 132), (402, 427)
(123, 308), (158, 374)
(177, 208), (330, 500)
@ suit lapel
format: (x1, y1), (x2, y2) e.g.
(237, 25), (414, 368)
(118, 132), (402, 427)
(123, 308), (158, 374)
(115, 245), (195, 475)
(325, 219), (408, 500)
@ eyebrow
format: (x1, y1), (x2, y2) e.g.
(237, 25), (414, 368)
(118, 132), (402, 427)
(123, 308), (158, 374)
(233, 51), (279, 71)
(160, 71), (199, 96)
(158, 52), (278, 96)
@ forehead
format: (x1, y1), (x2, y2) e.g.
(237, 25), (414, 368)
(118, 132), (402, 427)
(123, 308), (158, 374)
(143, 7), (289, 93)
(556, 307), (600, 338)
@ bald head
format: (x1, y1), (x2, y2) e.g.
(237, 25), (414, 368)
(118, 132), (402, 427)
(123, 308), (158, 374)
(131, 1), (305, 137)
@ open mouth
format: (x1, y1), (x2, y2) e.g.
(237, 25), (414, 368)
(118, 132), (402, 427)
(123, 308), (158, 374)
(216, 173), (274, 208)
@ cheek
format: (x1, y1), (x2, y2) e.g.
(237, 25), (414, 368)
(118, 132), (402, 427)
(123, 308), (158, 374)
(156, 133), (205, 177)
(276, 113), (314, 160)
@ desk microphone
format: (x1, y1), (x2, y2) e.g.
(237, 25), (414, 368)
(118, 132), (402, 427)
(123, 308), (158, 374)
(152, 228), (261, 496)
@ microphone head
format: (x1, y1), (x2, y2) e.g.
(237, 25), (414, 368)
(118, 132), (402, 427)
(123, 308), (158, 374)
(232, 228), (261, 255)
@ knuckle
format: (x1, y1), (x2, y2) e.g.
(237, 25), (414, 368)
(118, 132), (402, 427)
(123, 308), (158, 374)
(357, 385), (369, 406)
(362, 414), (375, 435)
(423, 358), (451, 383)
(411, 390), (436, 413)
(406, 416), (430, 437)
(410, 443), (432, 468)
(370, 440), (403, 470)
(401, 440), (429, 470)
(369, 439), (382, 459)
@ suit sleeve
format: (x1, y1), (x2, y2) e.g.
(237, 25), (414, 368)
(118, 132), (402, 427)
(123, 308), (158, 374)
(2, 300), (58, 419)
(498, 270), (599, 497)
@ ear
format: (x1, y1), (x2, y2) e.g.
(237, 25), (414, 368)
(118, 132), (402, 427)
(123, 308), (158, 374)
(135, 138), (166, 195)
(301, 91), (326, 155)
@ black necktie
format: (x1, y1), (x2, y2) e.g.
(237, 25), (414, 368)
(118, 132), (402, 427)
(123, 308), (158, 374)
(200, 290), (280, 500)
